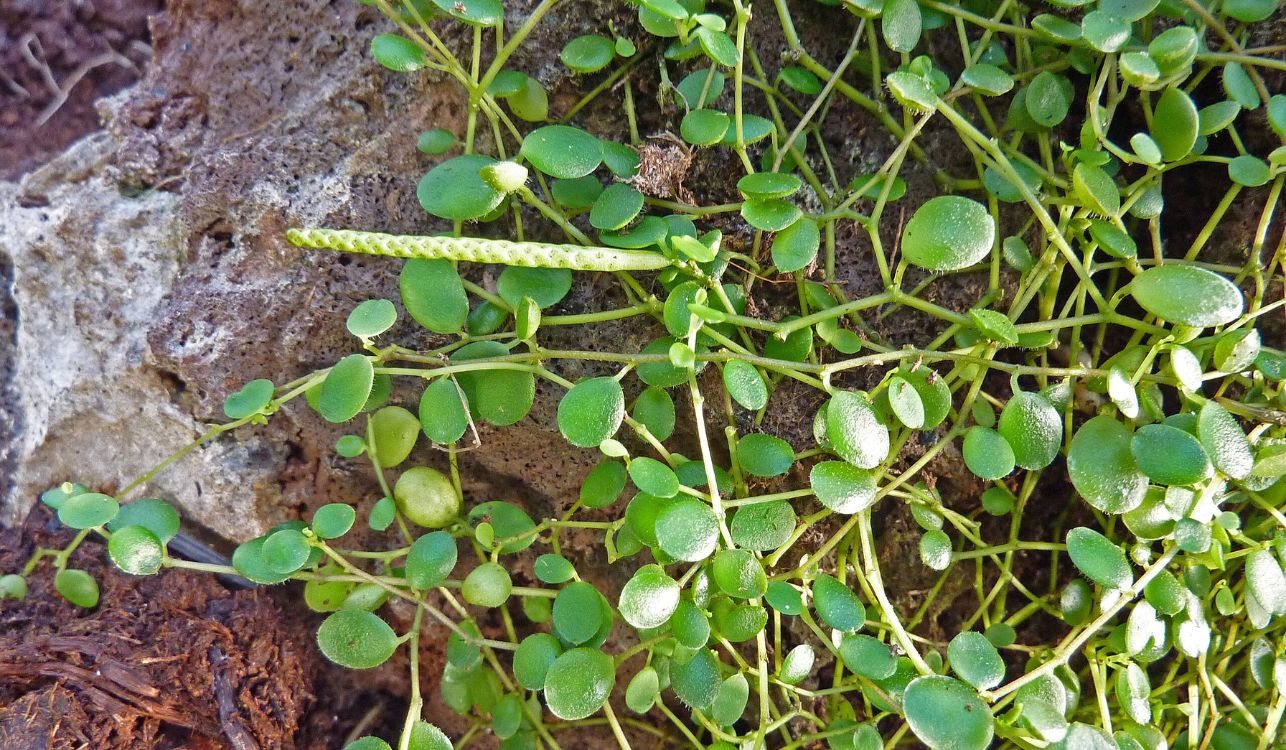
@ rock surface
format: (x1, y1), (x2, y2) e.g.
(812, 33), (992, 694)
(0, 0), (609, 539)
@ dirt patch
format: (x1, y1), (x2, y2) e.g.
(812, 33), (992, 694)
(0, 505), (405, 750)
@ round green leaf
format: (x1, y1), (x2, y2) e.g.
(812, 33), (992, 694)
(1130, 424), (1212, 485)
(553, 581), (605, 644)
(655, 499), (719, 562)
(771, 218), (821, 272)
(695, 27), (737, 67)
(430, 0), (502, 25)
(1068, 416), (1148, 514)
(723, 359), (768, 411)
(343, 738), (390, 750)
(317, 610), (398, 669)
(1072, 162), (1120, 217)
(311, 503), (356, 540)
(619, 564), (681, 628)
(57, 492), (119, 530)
(765, 581), (803, 615)
(961, 64), (1013, 96)
(521, 126), (603, 179)
(561, 35), (615, 73)
(55, 568), (99, 608)
(417, 154), (504, 220)
(468, 500), (537, 553)
(826, 392), (889, 470)
(712, 548), (767, 600)
(107, 525), (163, 576)
(369, 405), (419, 469)
(1088, 220), (1138, 259)
(737, 172), (802, 199)
(920, 529), (952, 570)
(1025, 72), (1071, 127)
(1152, 87), (1198, 162)
(370, 34), (426, 72)
(262, 528), (311, 574)
(882, 0), (922, 52)
(901, 196), (995, 271)
(223, 379), (275, 419)
(633, 386), (676, 441)
(629, 457), (680, 498)
(497, 266), (572, 309)
(626, 666), (660, 713)
(580, 459), (628, 508)
(962, 426), (1015, 480)
(544, 648), (615, 720)
(839, 634), (897, 679)
(462, 562), (512, 607)
(514, 633), (563, 690)
(671, 649), (722, 710)
(394, 466), (460, 529)
(741, 198), (802, 232)
(419, 378), (469, 444)
(1067, 526), (1134, 590)
(1131, 265), (1244, 327)
(886, 375), (924, 429)
(811, 573), (865, 633)
(680, 109), (730, 146)
(1081, 11), (1129, 52)
(810, 461), (877, 515)
(779, 644), (814, 685)
(1228, 155), (1271, 187)
(779, 66), (821, 94)
(558, 377), (626, 448)
(711, 673), (749, 726)
(1149, 26), (1198, 76)
(108, 498), (180, 543)
(904, 676), (995, 750)
(347, 299), (397, 339)
(729, 501), (796, 551)
(232, 537), (293, 585)
(417, 128), (456, 155)
(997, 391), (1061, 470)
(1197, 401), (1254, 480)
(534, 553), (575, 584)
(737, 434), (794, 478)
(947, 631), (1004, 690)
(451, 341), (536, 427)
(406, 531), (457, 589)
(589, 183), (645, 231)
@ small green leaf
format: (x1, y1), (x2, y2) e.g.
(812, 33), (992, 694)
(840, 634), (897, 679)
(626, 666), (660, 713)
(514, 633), (563, 690)
(887, 71), (936, 112)
(901, 196), (995, 271)
(737, 172), (802, 199)
(561, 34), (615, 73)
(812, 573), (865, 633)
(1025, 72), (1071, 127)
(57, 492), (119, 529)
(919, 529), (952, 570)
(671, 648), (722, 709)
(1067, 527), (1134, 590)
(1228, 155), (1271, 187)
(580, 459), (628, 508)
(1131, 265), (1244, 327)
(695, 27), (738, 67)
(55, 568), (99, 608)
(223, 379), (275, 419)
(737, 434), (794, 478)
(1068, 416), (1148, 514)
(723, 360), (768, 411)
(558, 377), (626, 448)
(1072, 162), (1120, 217)
(107, 526), (164, 576)
(729, 501), (796, 551)
(318, 355), (375, 424)
(108, 498), (180, 543)
(826, 392), (890, 470)
(1130, 424), (1212, 485)
(1197, 401), (1254, 480)
(589, 183), (645, 231)
(346, 299), (397, 339)
(997, 391), (1062, 470)
(771, 218), (820, 272)
(311, 503), (356, 540)
(430, 0), (502, 25)
(741, 198), (801, 232)
(882, 0), (922, 52)
(394, 466), (460, 529)
(962, 426), (1015, 480)
(655, 499), (720, 562)
(1152, 87), (1199, 162)
(417, 128), (457, 155)
(401, 258), (468, 333)
(534, 553), (575, 585)
(619, 564), (681, 628)
(497, 266), (572, 309)
(765, 581), (803, 615)
(810, 461), (877, 515)
(680, 109), (730, 146)
(947, 632), (1004, 690)
(1246, 550), (1286, 616)
(544, 648), (615, 720)
(711, 673), (749, 726)
(712, 548), (767, 599)
(629, 457), (680, 497)
(405, 531), (457, 589)
(969, 308), (1018, 345)
(262, 528), (311, 574)
(462, 562), (512, 607)
(521, 126), (603, 178)
(779, 644), (815, 685)
(553, 581), (605, 644)
(960, 64), (1013, 96)
(371, 34), (426, 72)
(779, 66), (821, 94)
(317, 610), (398, 669)
(417, 155), (504, 220)
(886, 375), (924, 429)
(904, 676), (994, 750)
(418, 379), (469, 445)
